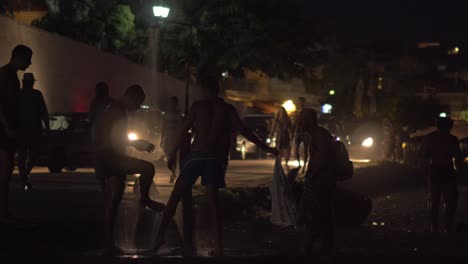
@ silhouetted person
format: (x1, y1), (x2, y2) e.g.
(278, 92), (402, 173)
(94, 84), (165, 255)
(154, 75), (278, 256)
(0, 45), (32, 223)
(17, 73), (49, 190)
(270, 106), (293, 167)
(89, 82), (112, 190)
(292, 97), (317, 173)
(89, 82), (112, 126)
(298, 110), (337, 257)
(421, 117), (463, 233)
(160, 96), (183, 183)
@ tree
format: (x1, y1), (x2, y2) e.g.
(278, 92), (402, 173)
(158, 0), (329, 80)
(33, 0), (148, 64)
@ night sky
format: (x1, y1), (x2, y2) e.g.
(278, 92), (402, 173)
(301, 0), (468, 47)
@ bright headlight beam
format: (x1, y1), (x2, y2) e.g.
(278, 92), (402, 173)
(362, 137), (373, 147)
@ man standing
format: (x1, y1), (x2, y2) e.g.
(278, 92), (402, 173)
(89, 82), (112, 190)
(17, 73), (50, 190)
(160, 96), (183, 183)
(421, 117), (463, 233)
(154, 75), (278, 256)
(94, 84), (165, 254)
(0, 45), (32, 222)
(292, 97), (317, 173)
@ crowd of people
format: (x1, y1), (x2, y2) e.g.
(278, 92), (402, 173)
(0, 44), (465, 259)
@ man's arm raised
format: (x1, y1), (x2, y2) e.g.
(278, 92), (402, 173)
(230, 106), (278, 155)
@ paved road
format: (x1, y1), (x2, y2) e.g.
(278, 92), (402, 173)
(7, 158), (460, 259)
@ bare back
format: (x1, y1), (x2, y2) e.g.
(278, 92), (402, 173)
(190, 98), (234, 159)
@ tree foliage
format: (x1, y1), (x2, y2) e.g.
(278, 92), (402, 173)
(33, 0), (148, 63)
(158, 0), (329, 80)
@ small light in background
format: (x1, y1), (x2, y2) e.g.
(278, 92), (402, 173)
(222, 71), (229, 78)
(140, 105), (150, 109)
(329, 90), (335, 95)
(439, 112), (447, 117)
(282, 100), (296, 113)
(448, 47), (460, 55)
(322, 104), (332, 114)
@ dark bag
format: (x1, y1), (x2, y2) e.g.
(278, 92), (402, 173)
(334, 140), (354, 181)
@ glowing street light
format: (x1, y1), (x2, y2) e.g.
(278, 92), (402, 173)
(153, 6), (170, 18)
(282, 100), (296, 113)
(439, 112), (447, 117)
(329, 90), (335, 95)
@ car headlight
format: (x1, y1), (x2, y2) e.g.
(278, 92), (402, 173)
(128, 132), (139, 141)
(362, 137), (373, 147)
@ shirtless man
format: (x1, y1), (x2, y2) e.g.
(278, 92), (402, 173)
(0, 45), (32, 222)
(292, 97), (317, 173)
(298, 110), (337, 257)
(421, 117), (463, 233)
(94, 84), (165, 254)
(155, 75), (278, 256)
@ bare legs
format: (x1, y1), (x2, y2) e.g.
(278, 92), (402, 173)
(429, 184), (458, 233)
(207, 185), (223, 256)
(156, 179), (224, 256)
(295, 138), (308, 173)
(103, 175), (126, 253)
(0, 150), (15, 221)
(17, 144), (37, 189)
(102, 157), (163, 254)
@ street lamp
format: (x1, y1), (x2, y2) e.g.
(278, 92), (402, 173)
(152, 3), (193, 115)
(153, 6), (170, 18)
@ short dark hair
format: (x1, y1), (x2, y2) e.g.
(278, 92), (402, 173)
(12, 45), (32, 59)
(198, 75), (220, 95)
(436, 117), (453, 131)
(124, 84), (145, 101)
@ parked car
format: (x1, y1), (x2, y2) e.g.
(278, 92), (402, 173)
(231, 114), (275, 160)
(36, 112), (94, 173)
(38, 108), (164, 173)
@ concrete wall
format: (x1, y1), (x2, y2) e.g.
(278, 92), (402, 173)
(0, 16), (197, 113)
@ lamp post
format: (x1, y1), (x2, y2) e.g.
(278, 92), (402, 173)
(153, 3), (193, 116)
(153, 4), (194, 256)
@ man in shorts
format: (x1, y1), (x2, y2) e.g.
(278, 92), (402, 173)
(421, 117), (463, 233)
(154, 75), (278, 256)
(0, 45), (32, 222)
(94, 84), (165, 254)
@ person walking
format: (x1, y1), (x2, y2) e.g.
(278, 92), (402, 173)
(270, 106), (293, 167)
(17, 73), (50, 190)
(421, 117), (463, 233)
(0, 45), (32, 223)
(292, 97), (317, 173)
(154, 75), (278, 256)
(160, 96), (183, 183)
